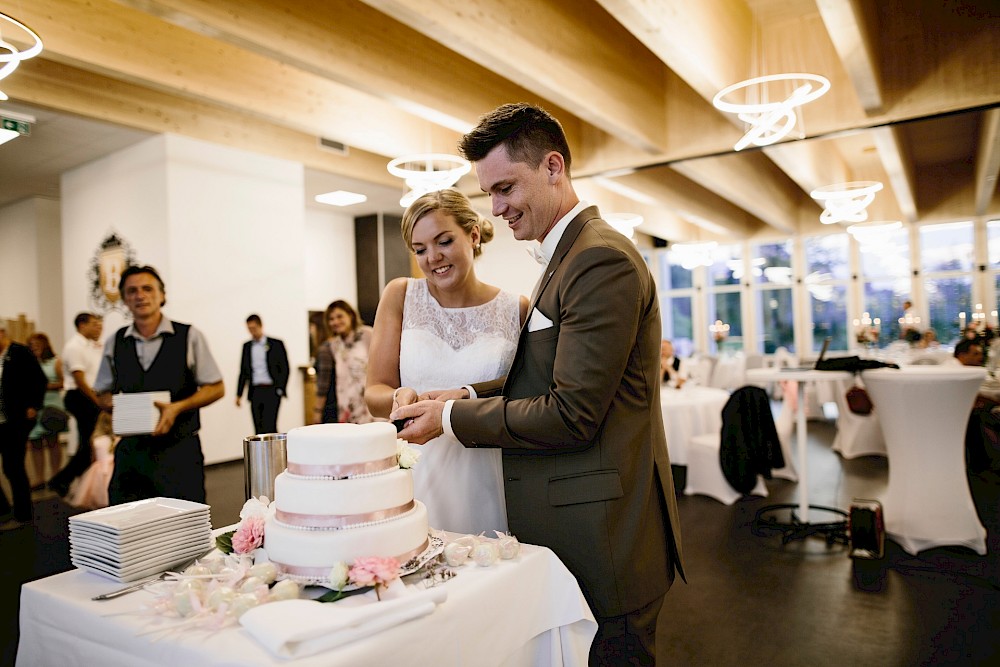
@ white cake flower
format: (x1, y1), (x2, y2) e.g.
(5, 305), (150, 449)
(239, 495), (271, 521)
(328, 561), (350, 589)
(396, 440), (421, 469)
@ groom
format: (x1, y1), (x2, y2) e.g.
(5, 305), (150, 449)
(394, 103), (684, 664)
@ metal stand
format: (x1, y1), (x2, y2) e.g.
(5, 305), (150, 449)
(752, 503), (849, 546)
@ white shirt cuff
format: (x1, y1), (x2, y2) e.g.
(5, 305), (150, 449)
(442, 400), (457, 438)
(463, 384), (477, 399)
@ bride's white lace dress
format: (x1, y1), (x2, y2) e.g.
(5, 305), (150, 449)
(399, 278), (520, 535)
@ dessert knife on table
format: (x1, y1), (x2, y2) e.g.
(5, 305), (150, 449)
(91, 548), (215, 601)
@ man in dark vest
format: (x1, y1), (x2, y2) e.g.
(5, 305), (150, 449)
(236, 314), (289, 434)
(94, 265), (224, 504)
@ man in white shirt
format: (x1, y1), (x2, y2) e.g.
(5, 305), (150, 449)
(48, 312), (104, 497)
(660, 339), (689, 388)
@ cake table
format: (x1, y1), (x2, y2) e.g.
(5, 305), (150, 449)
(18, 536), (596, 666)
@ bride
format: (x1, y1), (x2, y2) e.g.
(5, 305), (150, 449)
(367, 189), (527, 535)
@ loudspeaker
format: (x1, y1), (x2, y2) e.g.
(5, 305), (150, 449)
(848, 499), (884, 559)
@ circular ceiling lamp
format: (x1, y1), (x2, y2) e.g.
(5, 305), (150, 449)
(670, 241), (717, 270)
(712, 73), (830, 151)
(387, 153), (471, 208)
(0, 13), (44, 102)
(810, 181), (883, 225)
(845, 220), (902, 248)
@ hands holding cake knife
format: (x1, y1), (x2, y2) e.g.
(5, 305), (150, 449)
(390, 387), (469, 445)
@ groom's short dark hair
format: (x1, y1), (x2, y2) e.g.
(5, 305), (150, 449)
(459, 103), (572, 175)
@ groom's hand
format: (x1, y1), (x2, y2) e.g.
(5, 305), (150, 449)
(422, 388), (469, 401)
(390, 400), (445, 445)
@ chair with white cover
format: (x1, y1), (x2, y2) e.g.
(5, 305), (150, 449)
(688, 355), (716, 387)
(770, 395), (798, 481)
(831, 378), (887, 459)
(862, 366), (987, 555)
(686, 386), (779, 504)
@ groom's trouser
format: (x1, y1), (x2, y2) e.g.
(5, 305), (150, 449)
(589, 592), (666, 666)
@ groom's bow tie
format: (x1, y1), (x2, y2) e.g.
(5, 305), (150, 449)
(528, 246), (549, 266)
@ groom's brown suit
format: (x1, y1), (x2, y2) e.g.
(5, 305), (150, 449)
(450, 206), (684, 618)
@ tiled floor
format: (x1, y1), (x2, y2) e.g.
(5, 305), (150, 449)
(1, 417), (998, 666)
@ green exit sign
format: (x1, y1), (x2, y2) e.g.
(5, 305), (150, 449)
(1, 117), (31, 136)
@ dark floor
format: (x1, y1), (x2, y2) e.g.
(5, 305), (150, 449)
(2, 419), (998, 666)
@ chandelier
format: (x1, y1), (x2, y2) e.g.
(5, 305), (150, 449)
(604, 212), (643, 240)
(670, 242), (717, 270)
(0, 13), (43, 102)
(810, 181), (883, 225)
(387, 153), (471, 208)
(712, 73), (830, 151)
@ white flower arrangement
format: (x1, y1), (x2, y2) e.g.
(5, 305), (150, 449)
(396, 439), (421, 469)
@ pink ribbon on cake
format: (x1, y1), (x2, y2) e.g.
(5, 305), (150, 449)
(286, 454), (398, 478)
(276, 500), (415, 529)
(273, 538), (430, 578)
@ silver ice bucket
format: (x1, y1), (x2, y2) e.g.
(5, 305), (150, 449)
(243, 433), (287, 501)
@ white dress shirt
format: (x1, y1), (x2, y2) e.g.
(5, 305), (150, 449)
(61, 331), (104, 391)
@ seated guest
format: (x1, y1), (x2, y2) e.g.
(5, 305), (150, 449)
(660, 339), (688, 388)
(918, 329), (939, 349)
(954, 339), (985, 367)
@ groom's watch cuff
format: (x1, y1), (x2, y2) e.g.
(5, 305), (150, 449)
(442, 400), (457, 439)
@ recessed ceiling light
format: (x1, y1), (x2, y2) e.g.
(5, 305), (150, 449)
(315, 190), (367, 207)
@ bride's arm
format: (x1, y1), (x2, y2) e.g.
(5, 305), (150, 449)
(366, 278), (410, 418)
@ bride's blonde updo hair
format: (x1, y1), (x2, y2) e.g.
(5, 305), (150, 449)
(401, 189), (494, 258)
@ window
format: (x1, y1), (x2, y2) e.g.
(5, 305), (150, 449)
(805, 234), (849, 351)
(658, 254), (695, 357)
(859, 226), (910, 339)
(921, 221), (973, 343)
(752, 241), (794, 353)
(707, 244), (742, 353)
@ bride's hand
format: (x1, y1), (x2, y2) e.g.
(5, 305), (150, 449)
(392, 387), (419, 409)
(423, 388), (470, 401)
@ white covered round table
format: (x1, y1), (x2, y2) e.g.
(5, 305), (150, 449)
(659, 384), (731, 466)
(861, 366), (988, 555)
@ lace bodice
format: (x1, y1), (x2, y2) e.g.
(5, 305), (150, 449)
(399, 279), (520, 394)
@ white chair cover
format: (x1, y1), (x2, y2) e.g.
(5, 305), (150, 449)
(862, 366), (987, 555)
(831, 378), (887, 459)
(771, 396), (798, 481)
(685, 431), (768, 504)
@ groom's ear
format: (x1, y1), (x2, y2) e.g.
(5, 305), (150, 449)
(543, 152), (564, 181)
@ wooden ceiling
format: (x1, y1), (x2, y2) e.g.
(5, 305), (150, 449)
(4, 0), (999, 241)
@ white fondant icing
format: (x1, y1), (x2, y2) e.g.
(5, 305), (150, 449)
(285, 422), (398, 466)
(273, 469), (414, 522)
(264, 502), (430, 568)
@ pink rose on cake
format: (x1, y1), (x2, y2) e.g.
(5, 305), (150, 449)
(232, 515), (265, 554)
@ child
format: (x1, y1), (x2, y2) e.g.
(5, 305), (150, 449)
(66, 412), (116, 510)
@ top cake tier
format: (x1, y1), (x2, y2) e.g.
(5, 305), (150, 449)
(284, 422), (399, 475)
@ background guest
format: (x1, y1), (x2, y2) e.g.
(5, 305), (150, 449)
(236, 314), (289, 434)
(313, 300), (373, 424)
(25, 333), (67, 489)
(48, 313), (104, 498)
(66, 411), (117, 510)
(0, 324), (47, 530)
(660, 338), (689, 388)
(954, 338), (985, 367)
(94, 265), (224, 504)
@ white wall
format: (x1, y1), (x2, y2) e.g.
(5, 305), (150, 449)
(0, 197), (63, 344)
(304, 207), (357, 313)
(61, 134), (322, 464)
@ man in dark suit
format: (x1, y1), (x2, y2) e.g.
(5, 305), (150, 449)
(236, 314), (289, 434)
(0, 324), (47, 530)
(393, 103), (684, 664)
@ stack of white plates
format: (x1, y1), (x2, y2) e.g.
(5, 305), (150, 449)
(112, 391), (171, 435)
(69, 497), (213, 582)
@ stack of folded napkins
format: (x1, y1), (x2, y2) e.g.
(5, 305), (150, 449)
(240, 585), (448, 658)
(69, 497), (213, 582)
(112, 391), (171, 435)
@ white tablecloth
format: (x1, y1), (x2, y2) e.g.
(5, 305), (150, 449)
(862, 366), (988, 555)
(660, 384), (731, 466)
(18, 539), (596, 666)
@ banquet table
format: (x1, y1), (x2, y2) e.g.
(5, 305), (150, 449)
(862, 366), (988, 555)
(659, 384), (731, 466)
(17, 538), (597, 667)
(746, 368), (852, 522)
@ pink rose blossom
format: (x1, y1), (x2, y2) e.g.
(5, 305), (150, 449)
(232, 515), (265, 554)
(349, 556), (400, 587)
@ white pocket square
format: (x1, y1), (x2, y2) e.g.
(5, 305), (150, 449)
(527, 308), (554, 332)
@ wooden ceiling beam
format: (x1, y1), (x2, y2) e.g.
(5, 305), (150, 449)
(19, 0), (459, 158)
(871, 125), (918, 223)
(7, 58), (400, 188)
(815, 0), (882, 113)
(358, 0), (669, 154)
(975, 108), (1000, 217)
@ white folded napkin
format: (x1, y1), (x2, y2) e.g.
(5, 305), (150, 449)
(239, 584), (447, 659)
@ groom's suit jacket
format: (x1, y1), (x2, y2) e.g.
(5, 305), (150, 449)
(451, 207), (684, 618)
